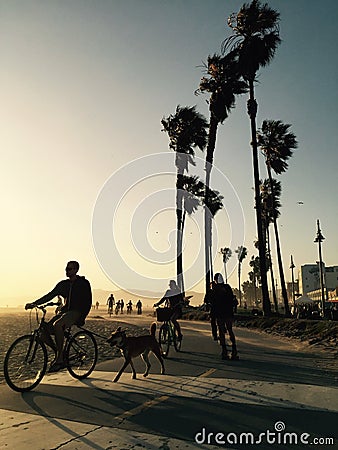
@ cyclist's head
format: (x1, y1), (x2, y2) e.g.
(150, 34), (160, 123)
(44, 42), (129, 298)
(65, 261), (79, 277)
(214, 273), (224, 284)
(169, 279), (178, 290)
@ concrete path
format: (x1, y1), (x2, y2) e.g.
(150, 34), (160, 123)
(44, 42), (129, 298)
(1, 319), (337, 449)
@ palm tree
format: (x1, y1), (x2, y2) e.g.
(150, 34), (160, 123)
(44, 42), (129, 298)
(261, 178), (282, 313)
(223, 0), (281, 316)
(249, 255), (261, 307)
(220, 247), (232, 283)
(257, 119), (298, 316)
(196, 51), (247, 292)
(235, 245), (247, 306)
(161, 106), (208, 293)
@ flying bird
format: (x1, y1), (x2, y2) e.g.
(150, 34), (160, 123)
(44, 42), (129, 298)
(297, 201), (304, 204)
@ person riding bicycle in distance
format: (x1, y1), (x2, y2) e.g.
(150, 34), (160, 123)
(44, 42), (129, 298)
(25, 261), (92, 372)
(154, 280), (183, 340)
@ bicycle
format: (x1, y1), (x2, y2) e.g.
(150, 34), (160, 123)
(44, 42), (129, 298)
(156, 307), (182, 358)
(3, 302), (98, 392)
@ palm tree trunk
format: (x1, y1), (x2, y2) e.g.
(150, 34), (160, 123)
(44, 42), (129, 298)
(181, 210), (186, 295)
(238, 262), (242, 307)
(223, 262), (228, 283)
(204, 116), (218, 292)
(267, 165), (289, 316)
(209, 239), (214, 282)
(266, 225), (278, 312)
(176, 170), (184, 294)
(247, 81), (271, 315)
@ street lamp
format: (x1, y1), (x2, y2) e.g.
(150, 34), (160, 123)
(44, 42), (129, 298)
(314, 219), (326, 317)
(290, 255), (296, 312)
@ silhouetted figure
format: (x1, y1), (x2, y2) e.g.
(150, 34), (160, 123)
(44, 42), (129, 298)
(209, 273), (239, 360)
(25, 261), (92, 372)
(127, 300), (132, 314)
(115, 300), (121, 315)
(120, 298), (124, 314)
(154, 280), (183, 340)
(107, 294), (115, 315)
(136, 299), (143, 315)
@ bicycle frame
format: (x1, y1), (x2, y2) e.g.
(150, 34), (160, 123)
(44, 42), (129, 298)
(4, 302), (98, 392)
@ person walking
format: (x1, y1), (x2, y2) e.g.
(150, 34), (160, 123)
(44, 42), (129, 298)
(209, 273), (239, 360)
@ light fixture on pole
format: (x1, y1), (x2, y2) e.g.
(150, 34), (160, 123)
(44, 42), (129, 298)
(290, 255), (295, 311)
(314, 219), (325, 317)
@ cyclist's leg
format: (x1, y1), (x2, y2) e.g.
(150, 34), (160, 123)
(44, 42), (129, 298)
(52, 311), (81, 365)
(40, 316), (58, 352)
(170, 309), (182, 339)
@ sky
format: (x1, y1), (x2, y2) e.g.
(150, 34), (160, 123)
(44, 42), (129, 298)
(0, 0), (337, 306)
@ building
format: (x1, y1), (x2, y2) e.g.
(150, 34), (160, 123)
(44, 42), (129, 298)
(299, 264), (338, 295)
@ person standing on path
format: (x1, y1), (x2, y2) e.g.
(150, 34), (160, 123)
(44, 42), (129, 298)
(209, 273), (239, 360)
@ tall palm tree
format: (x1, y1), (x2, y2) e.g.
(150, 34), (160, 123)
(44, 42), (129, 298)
(196, 51), (247, 292)
(235, 245), (247, 306)
(224, 0), (281, 316)
(261, 178), (282, 313)
(220, 247), (232, 283)
(161, 106), (208, 293)
(257, 119), (298, 316)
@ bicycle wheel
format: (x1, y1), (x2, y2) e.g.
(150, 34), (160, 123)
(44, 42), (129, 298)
(159, 323), (170, 358)
(4, 335), (48, 392)
(173, 325), (182, 352)
(65, 330), (98, 379)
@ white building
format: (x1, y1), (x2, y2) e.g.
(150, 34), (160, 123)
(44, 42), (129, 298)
(299, 264), (338, 295)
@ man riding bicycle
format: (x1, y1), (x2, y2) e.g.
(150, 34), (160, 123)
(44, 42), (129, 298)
(25, 261), (92, 372)
(154, 280), (183, 340)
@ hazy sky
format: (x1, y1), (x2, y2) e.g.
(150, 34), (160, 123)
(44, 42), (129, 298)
(1, 0), (337, 305)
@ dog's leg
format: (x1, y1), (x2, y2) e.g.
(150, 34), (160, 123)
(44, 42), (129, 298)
(141, 350), (151, 377)
(129, 359), (137, 379)
(153, 346), (165, 375)
(113, 359), (130, 383)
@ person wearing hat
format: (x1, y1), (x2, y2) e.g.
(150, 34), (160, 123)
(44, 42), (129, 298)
(210, 273), (239, 360)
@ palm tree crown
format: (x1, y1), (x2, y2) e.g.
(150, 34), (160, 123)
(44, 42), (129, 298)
(257, 119), (298, 174)
(224, 0), (281, 81)
(260, 178), (282, 223)
(196, 51), (248, 123)
(161, 105), (208, 157)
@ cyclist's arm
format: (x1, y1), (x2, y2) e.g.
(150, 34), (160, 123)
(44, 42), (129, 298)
(154, 297), (166, 308)
(25, 282), (64, 309)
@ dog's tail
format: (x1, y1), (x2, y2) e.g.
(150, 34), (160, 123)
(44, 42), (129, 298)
(150, 322), (156, 337)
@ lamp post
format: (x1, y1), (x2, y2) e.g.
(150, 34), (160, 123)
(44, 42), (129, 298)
(290, 255), (296, 312)
(314, 219), (325, 317)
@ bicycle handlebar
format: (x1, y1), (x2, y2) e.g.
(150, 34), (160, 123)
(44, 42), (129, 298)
(25, 301), (61, 311)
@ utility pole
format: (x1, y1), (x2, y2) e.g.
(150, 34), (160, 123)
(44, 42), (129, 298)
(290, 255), (296, 313)
(314, 219), (326, 317)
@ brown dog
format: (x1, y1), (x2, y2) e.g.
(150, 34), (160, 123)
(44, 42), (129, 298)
(107, 322), (165, 382)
